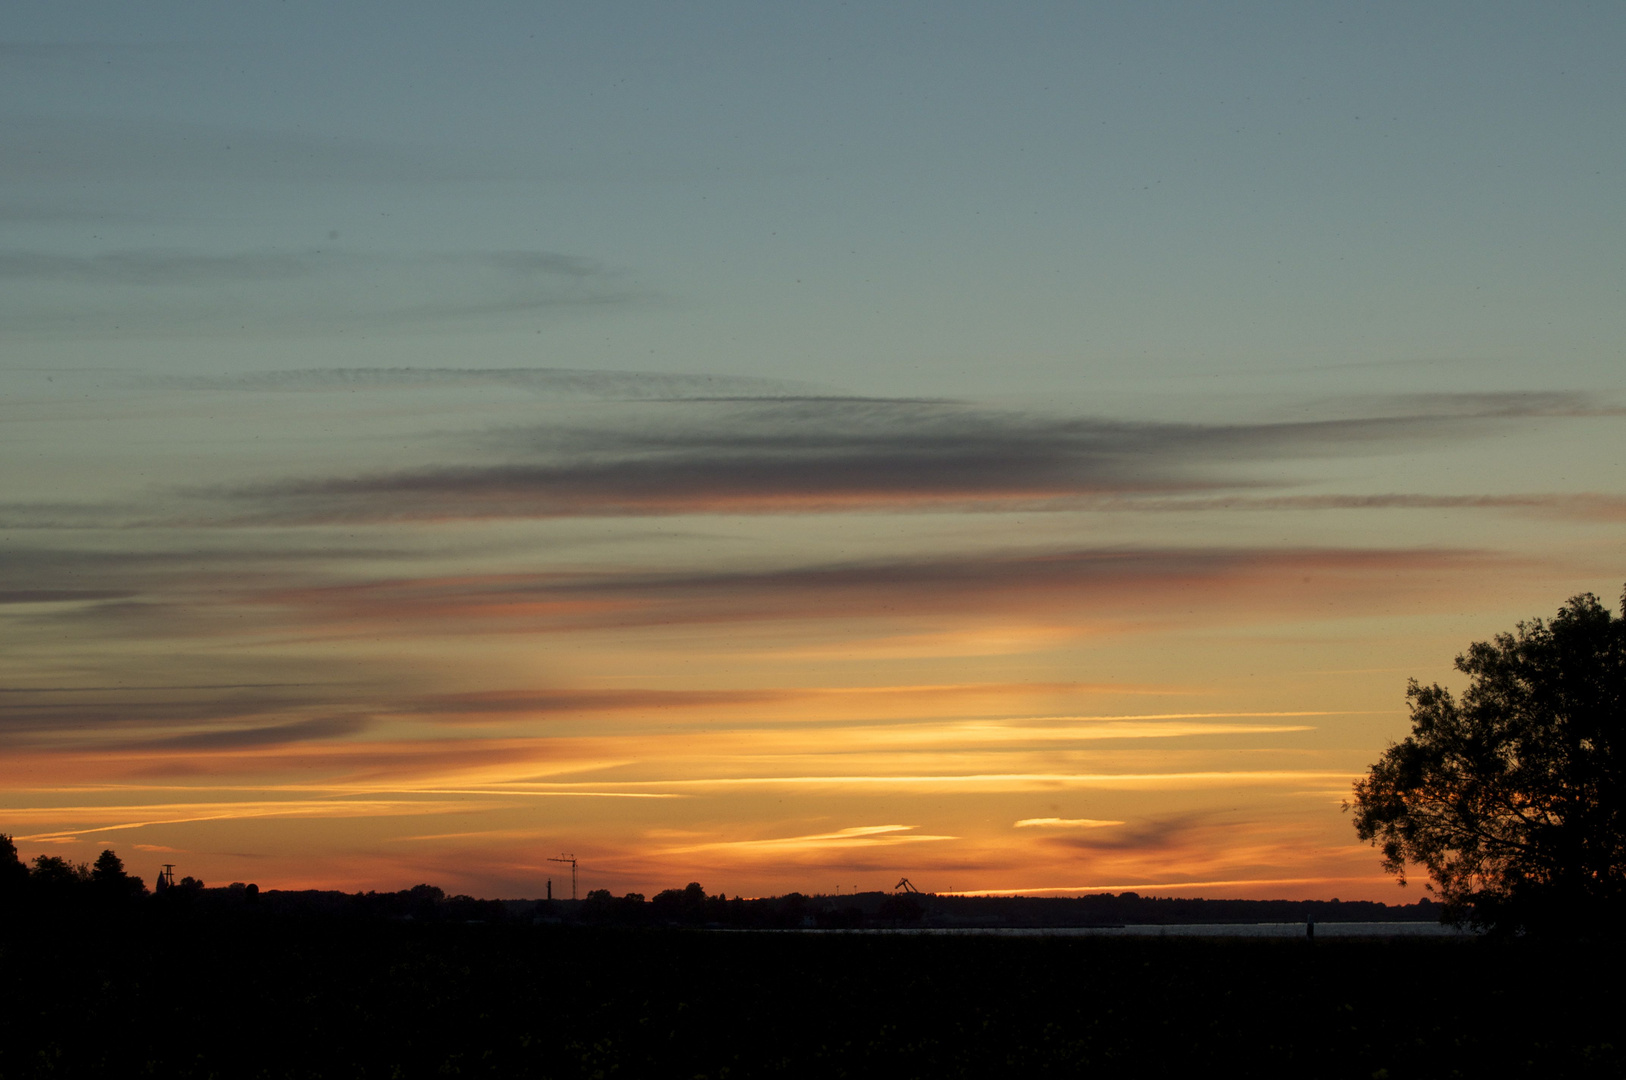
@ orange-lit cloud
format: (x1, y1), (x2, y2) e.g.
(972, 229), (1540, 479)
(654, 824), (957, 857)
(242, 546), (1498, 636)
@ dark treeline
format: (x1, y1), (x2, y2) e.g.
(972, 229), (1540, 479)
(570, 884), (1440, 929)
(0, 836), (158, 912)
(2, 836), (1437, 929)
(0, 836), (512, 923)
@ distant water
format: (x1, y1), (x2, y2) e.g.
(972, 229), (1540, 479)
(785, 922), (1473, 938)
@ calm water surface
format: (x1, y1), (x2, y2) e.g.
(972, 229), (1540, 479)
(787, 922), (1471, 938)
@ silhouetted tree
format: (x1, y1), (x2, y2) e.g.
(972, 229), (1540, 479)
(91, 849), (145, 901)
(581, 888), (615, 923)
(91, 849), (124, 883)
(651, 882), (711, 924)
(0, 835), (27, 905)
(1350, 591), (1626, 933)
(398, 883), (445, 919)
(29, 855), (90, 904)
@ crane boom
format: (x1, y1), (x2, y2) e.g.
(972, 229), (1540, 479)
(547, 853), (578, 900)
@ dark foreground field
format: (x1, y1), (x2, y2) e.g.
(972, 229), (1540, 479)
(2, 917), (1621, 1079)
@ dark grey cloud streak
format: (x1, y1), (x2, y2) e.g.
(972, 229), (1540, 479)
(1034, 813), (1217, 855)
(1119, 493), (1626, 519)
(168, 366), (805, 400)
(0, 677), (377, 751)
(1, 388), (1607, 531)
(136, 713), (372, 752)
(0, 535), (1500, 654)
(0, 247), (637, 332)
(201, 390), (1610, 524)
(3, 108), (604, 330)
(253, 545), (1495, 633)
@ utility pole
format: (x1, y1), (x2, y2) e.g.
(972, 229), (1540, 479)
(547, 853), (577, 900)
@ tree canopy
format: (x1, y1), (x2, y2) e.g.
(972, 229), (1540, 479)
(1350, 590), (1626, 933)
(0, 835), (27, 900)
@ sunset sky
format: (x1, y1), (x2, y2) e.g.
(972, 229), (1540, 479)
(4, 2), (1624, 901)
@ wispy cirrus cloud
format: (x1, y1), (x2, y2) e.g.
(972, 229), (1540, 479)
(0, 389), (1610, 529)
(1030, 813), (1214, 854)
(0, 536), (1500, 649)
(0, 690), (352, 738)
(6, 797), (509, 844)
(0, 678), (391, 751)
(454, 771), (1353, 794)
(252, 545), (1495, 632)
(0, 736), (617, 788)
(402, 690), (1261, 726)
(0, 246), (638, 333)
(0, 588), (134, 604)
(189, 391), (1609, 524)
(1114, 492), (1626, 519)
(166, 365), (804, 400)
(654, 824), (955, 857)
(137, 714), (372, 751)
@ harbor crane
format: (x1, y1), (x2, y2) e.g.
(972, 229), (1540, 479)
(548, 853), (578, 900)
(894, 877), (920, 894)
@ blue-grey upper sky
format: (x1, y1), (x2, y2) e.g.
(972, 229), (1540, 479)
(7, 1), (1623, 400)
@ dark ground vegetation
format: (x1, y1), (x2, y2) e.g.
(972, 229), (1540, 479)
(2, 839), (1617, 1077)
(1, 907), (1622, 1079)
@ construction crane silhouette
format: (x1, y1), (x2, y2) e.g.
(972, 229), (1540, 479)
(894, 877), (920, 894)
(548, 853), (578, 900)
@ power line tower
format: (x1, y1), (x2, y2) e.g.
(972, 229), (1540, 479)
(547, 853), (578, 900)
